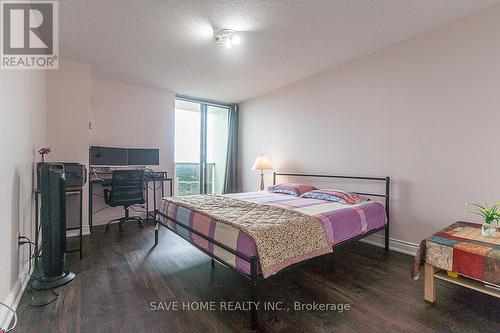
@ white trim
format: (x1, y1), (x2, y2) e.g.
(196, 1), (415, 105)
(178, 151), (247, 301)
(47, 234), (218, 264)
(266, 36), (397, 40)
(0, 266), (30, 330)
(1, 229), (89, 328)
(360, 232), (418, 256)
(66, 225), (91, 237)
(91, 213), (148, 226)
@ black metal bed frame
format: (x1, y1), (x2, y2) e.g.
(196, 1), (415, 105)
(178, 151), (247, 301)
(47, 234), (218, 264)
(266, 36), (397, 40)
(154, 172), (390, 331)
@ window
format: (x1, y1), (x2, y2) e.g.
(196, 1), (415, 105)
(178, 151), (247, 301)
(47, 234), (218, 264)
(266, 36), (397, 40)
(174, 98), (229, 195)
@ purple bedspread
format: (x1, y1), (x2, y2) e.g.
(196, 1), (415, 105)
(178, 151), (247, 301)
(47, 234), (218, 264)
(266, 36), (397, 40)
(159, 191), (387, 276)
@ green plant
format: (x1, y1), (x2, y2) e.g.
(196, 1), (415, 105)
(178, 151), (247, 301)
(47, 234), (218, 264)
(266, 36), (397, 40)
(467, 202), (500, 225)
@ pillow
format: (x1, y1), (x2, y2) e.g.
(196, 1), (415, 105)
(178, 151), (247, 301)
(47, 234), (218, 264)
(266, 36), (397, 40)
(300, 189), (363, 205)
(267, 183), (317, 196)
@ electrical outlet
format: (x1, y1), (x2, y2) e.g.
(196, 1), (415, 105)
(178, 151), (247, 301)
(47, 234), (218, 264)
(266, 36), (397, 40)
(18, 234), (29, 246)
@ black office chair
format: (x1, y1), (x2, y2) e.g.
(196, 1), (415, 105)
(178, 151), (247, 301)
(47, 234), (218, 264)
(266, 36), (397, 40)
(104, 170), (145, 232)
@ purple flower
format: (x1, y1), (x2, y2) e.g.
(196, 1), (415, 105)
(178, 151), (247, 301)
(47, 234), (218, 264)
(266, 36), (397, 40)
(38, 147), (51, 155)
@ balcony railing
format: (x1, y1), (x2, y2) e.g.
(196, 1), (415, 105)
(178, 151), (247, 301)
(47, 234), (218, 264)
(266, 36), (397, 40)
(174, 162), (215, 196)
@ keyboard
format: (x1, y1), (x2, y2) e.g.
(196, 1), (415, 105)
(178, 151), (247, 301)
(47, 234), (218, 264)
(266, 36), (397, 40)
(90, 169), (167, 183)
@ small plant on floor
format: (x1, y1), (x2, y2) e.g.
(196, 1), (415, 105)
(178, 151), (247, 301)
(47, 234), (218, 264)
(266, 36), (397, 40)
(466, 202), (500, 237)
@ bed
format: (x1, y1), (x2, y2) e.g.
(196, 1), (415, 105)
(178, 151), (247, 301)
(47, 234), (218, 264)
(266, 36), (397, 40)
(154, 172), (390, 330)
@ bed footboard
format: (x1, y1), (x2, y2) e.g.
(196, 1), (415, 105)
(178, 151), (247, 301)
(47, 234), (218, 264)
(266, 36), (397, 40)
(153, 172), (390, 330)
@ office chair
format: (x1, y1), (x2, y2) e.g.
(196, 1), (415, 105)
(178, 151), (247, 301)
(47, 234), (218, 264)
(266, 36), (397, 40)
(104, 170), (145, 232)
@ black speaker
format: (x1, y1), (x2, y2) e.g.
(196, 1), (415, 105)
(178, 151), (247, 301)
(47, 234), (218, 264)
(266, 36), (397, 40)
(32, 164), (75, 290)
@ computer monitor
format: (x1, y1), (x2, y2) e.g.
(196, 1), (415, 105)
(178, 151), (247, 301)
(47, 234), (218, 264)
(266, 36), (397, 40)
(90, 146), (128, 166)
(127, 148), (160, 166)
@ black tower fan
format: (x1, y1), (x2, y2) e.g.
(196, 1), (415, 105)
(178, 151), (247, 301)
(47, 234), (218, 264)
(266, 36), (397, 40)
(32, 164), (75, 290)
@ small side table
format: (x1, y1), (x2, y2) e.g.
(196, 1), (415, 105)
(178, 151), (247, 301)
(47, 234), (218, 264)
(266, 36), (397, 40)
(424, 221), (500, 302)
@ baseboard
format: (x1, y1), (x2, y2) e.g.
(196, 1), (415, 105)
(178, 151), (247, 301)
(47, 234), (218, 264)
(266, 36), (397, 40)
(66, 225), (91, 237)
(0, 266), (30, 330)
(91, 212), (148, 226)
(1, 230), (87, 328)
(360, 232), (418, 256)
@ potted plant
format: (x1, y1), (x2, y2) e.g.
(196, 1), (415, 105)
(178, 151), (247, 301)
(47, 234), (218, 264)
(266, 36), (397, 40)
(38, 147), (51, 162)
(467, 202), (500, 237)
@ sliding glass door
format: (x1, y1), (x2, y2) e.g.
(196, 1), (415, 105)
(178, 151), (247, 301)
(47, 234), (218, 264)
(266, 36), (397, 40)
(174, 98), (229, 195)
(206, 105), (229, 194)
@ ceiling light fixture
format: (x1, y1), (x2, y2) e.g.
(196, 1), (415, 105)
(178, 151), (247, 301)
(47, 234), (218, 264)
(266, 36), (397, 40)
(215, 29), (241, 49)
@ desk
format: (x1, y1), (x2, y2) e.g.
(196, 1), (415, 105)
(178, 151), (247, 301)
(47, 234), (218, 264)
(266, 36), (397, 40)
(34, 186), (83, 261)
(88, 171), (172, 232)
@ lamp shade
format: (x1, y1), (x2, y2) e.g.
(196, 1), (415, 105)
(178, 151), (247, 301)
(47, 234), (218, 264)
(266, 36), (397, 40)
(252, 154), (272, 170)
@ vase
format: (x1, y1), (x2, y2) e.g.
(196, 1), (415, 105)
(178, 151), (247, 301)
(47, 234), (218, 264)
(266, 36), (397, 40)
(481, 223), (496, 237)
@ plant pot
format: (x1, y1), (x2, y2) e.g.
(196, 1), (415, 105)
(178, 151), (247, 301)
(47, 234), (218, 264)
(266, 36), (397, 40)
(481, 224), (497, 237)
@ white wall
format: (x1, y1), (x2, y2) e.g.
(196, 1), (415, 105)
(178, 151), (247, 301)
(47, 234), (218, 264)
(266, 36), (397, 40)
(0, 70), (47, 328)
(239, 5), (500, 246)
(90, 78), (175, 224)
(46, 58), (91, 233)
(0, 59), (174, 325)
(44, 60), (175, 227)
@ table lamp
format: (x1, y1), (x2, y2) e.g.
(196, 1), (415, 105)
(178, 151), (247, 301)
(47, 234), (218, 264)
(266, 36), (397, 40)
(252, 154), (273, 191)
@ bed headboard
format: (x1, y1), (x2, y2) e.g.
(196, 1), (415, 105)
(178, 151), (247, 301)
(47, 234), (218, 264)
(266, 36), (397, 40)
(272, 172), (391, 224)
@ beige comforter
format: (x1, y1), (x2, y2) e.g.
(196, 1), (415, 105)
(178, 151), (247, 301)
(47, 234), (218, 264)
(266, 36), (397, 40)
(165, 195), (332, 278)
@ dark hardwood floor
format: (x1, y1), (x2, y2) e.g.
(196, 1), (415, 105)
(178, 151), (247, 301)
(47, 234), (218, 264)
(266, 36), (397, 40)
(15, 221), (499, 333)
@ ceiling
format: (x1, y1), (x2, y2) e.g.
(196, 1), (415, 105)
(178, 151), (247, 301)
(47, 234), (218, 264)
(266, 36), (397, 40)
(60, 0), (500, 103)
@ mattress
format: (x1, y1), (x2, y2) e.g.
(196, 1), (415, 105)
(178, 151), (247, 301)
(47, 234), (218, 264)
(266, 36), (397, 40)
(159, 191), (387, 275)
